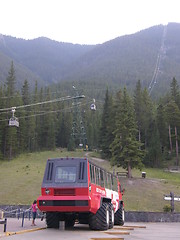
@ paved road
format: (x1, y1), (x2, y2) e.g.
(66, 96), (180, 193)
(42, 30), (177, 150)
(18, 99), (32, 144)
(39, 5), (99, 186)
(1, 218), (180, 240)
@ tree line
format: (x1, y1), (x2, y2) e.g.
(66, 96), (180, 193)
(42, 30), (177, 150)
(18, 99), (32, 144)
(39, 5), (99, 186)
(0, 62), (180, 176)
(99, 78), (180, 176)
(0, 62), (101, 160)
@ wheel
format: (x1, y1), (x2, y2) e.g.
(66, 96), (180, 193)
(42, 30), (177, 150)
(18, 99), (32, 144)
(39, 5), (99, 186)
(65, 214), (76, 228)
(89, 203), (110, 230)
(78, 213), (89, 224)
(65, 219), (75, 228)
(46, 212), (60, 228)
(114, 204), (125, 226)
(108, 203), (114, 229)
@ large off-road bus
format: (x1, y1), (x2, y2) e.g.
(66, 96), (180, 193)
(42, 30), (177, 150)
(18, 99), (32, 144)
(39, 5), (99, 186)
(37, 157), (125, 230)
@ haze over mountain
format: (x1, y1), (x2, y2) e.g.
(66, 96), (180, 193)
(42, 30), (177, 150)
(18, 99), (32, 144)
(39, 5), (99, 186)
(0, 22), (180, 95)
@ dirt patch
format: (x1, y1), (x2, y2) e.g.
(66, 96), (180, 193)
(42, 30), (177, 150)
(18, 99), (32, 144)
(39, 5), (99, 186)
(91, 157), (105, 162)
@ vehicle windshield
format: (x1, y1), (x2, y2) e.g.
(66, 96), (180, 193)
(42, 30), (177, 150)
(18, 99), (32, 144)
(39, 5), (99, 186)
(55, 166), (76, 183)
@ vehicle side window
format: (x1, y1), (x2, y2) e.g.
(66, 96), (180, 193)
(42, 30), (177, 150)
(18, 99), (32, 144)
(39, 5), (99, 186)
(100, 169), (104, 188)
(95, 167), (100, 186)
(104, 171), (107, 188)
(90, 164), (95, 183)
(107, 173), (111, 189)
(112, 175), (118, 191)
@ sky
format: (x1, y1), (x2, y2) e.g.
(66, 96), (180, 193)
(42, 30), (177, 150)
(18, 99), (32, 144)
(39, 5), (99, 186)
(1, 0), (180, 45)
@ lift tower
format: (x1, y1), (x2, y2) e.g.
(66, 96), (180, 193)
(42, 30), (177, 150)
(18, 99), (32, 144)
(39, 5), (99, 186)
(71, 86), (87, 148)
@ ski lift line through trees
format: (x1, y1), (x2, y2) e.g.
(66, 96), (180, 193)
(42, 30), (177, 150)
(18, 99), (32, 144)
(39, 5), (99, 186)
(148, 25), (167, 95)
(0, 95), (85, 112)
(0, 100), (92, 123)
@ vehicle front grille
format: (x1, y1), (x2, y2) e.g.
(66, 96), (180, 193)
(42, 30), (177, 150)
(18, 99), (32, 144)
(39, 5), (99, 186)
(54, 188), (75, 196)
(39, 200), (88, 207)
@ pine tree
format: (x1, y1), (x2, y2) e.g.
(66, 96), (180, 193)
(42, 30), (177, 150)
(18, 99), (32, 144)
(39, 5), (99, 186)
(4, 62), (19, 159)
(165, 100), (180, 129)
(165, 100), (180, 154)
(40, 88), (56, 149)
(141, 88), (154, 149)
(99, 89), (114, 159)
(33, 81), (40, 151)
(21, 79), (36, 152)
(170, 77), (180, 108)
(20, 80), (29, 151)
(110, 88), (144, 178)
(57, 103), (72, 148)
(134, 80), (144, 143)
(134, 82), (154, 151)
(0, 86), (5, 159)
(156, 104), (168, 153)
(145, 120), (162, 167)
(22, 80), (30, 105)
(85, 104), (101, 149)
(36, 87), (44, 150)
(6, 61), (16, 98)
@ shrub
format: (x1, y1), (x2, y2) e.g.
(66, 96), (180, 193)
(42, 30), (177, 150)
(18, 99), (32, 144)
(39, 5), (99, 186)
(163, 204), (171, 212)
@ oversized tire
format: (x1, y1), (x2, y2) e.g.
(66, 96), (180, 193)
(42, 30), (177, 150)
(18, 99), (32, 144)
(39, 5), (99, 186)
(108, 203), (114, 229)
(114, 204), (125, 226)
(46, 212), (60, 228)
(79, 213), (89, 224)
(65, 219), (75, 228)
(89, 203), (110, 230)
(65, 214), (76, 228)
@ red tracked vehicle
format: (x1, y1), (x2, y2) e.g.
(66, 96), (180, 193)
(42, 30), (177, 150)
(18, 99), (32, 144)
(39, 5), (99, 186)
(37, 157), (125, 230)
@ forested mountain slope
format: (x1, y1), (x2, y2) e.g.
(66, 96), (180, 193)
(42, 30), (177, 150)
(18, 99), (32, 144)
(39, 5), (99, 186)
(0, 35), (94, 88)
(64, 23), (180, 96)
(1, 23), (180, 96)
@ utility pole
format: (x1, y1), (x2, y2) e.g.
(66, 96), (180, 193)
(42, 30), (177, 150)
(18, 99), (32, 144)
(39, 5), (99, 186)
(170, 192), (175, 213)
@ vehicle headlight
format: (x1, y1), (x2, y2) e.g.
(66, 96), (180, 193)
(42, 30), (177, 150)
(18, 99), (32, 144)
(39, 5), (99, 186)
(45, 188), (50, 195)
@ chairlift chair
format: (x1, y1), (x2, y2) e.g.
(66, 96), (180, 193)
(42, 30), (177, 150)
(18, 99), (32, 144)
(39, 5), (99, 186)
(90, 98), (96, 111)
(90, 103), (96, 111)
(9, 117), (19, 127)
(9, 107), (19, 127)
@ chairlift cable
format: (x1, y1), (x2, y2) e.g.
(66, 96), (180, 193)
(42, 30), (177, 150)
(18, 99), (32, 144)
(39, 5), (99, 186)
(0, 89), (71, 99)
(0, 100), (92, 123)
(0, 95), (85, 112)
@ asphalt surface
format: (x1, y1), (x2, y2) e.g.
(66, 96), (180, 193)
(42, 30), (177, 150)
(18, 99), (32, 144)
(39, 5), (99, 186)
(0, 218), (180, 240)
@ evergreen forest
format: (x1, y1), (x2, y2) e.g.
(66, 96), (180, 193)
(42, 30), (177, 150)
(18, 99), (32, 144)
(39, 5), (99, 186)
(0, 62), (180, 176)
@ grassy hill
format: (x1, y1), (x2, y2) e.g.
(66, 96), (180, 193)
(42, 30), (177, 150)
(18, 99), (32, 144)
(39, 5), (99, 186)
(0, 149), (179, 212)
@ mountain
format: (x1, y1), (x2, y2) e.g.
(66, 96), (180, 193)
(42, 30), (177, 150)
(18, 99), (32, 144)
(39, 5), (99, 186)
(1, 22), (180, 95)
(63, 23), (180, 96)
(0, 35), (94, 88)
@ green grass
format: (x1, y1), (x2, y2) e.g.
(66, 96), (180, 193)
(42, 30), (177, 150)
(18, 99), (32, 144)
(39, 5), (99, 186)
(0, 149), (180, 212)
(118, 167), (180, 212)
(141, 168), (180, 184)
(0, 149), (85, 205)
